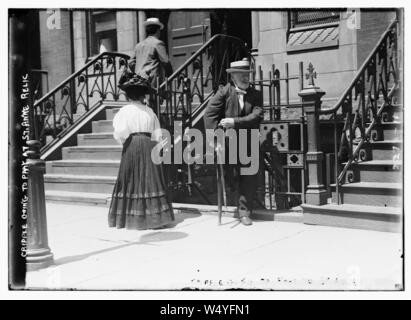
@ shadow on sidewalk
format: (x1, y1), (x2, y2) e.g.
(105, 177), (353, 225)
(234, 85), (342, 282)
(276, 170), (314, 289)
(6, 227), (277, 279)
(53, 231), (188, 267)
(170, 210), (203, 226)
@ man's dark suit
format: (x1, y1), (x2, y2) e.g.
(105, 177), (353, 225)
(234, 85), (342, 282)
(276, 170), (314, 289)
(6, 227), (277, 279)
(204, 82), (263, 217)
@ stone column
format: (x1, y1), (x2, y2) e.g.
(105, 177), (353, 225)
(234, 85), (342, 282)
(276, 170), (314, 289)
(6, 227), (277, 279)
(72, 11), (88, 71)
(138, 11), (146, 42)
(298, 63), (328, 206)
(116, 11), (138, 57)
(251, 11), (260, 54)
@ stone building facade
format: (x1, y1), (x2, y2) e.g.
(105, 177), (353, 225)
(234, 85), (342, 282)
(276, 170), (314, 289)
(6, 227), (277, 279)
(35, 9), (397, 107)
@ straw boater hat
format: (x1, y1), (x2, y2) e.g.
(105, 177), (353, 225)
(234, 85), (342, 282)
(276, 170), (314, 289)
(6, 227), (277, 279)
(143, 17), (164, 30)
(226, 58), (253, 73)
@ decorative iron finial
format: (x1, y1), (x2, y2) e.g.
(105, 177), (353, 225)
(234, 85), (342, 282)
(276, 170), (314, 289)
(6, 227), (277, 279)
(305, 63), (317, 87)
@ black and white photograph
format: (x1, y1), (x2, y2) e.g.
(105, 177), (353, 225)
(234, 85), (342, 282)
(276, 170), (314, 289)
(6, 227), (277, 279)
(5, 2), (408, 298)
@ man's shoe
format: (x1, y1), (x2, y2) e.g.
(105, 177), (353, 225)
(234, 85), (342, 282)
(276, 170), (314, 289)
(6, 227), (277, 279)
(240, 216), (252, 226)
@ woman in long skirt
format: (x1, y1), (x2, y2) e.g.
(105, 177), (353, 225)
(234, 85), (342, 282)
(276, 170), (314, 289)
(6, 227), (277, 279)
(108, 73), (174, 230)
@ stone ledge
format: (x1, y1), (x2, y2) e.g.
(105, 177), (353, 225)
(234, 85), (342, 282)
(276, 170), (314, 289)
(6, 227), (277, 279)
(302, 203), (402, 233)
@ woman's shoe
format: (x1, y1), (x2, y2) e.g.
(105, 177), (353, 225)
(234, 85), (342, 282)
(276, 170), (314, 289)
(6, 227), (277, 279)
(151, 223), (174, 230)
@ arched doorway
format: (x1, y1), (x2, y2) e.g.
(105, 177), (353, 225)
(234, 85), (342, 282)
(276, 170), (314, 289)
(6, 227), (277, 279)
(210, 9), (252, 49)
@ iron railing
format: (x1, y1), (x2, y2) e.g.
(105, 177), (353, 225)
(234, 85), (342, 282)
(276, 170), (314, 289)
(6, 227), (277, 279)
(32, 51), (130, 148)
(32, 34), (248, 204)
(152, 34), (250, 203)
(320, 19), (399, 202)
(156, 34), (250, 130)
(252, 62), (306, 210)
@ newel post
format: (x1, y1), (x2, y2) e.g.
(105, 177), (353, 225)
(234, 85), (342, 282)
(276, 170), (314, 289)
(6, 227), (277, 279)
(298, 63), (328, 206)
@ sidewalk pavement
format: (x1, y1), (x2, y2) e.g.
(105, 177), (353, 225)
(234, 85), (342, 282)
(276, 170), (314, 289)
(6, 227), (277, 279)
(25, 202), (403, 291)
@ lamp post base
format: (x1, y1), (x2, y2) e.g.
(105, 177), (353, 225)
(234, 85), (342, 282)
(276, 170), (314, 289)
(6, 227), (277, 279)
(26, 248), (54, 271)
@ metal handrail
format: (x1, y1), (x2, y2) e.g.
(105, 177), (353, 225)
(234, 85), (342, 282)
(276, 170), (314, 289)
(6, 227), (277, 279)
(33, 51), (130, 108)
(321, 18), (400, 193)
(320, 19), (397, 115)
(159, 34), (247, 90)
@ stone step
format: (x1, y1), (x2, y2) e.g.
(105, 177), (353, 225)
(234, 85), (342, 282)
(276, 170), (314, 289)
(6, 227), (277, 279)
(302, 203), (401, 233)
(381, 103), (404, 122)
(78, 132), (118, 146)
(370, 140), (402, 160)
(43, 191), (303, 224)
(380, 121), (403, 140)
(331, 182), (402, 207)
(44, 174), (116, 193)
(104, 100), (206, 121)
(388, 103), (403, 110)
(105, 108), (121, 120)
(346, 160), (402, 183)
(46, 159), (120, 176)
(92, 120), (114, 133)
(102, 100), (129, 107)
(45, 190), (112, 206)
(92, 118), (204, 136)
(62, 145), (122, 160)
(368, 121), (403, 141)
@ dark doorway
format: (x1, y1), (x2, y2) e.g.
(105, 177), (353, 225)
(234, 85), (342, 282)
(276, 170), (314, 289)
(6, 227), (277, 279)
(144, 10), (171, 49)
(210, 9), (252, 49)
(165, 10), (253, 71)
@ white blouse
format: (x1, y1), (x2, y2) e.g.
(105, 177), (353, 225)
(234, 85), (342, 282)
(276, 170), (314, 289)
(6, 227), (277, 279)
(112, 102), (162, 144)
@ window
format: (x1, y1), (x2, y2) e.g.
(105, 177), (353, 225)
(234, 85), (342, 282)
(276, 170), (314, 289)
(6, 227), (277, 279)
(287, 10), (341, 53)
(290, 10), (340, 29)
(87, 10), (117, 57)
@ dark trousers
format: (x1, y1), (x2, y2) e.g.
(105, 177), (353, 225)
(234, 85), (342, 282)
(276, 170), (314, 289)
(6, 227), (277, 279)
(225, 164), (258, 218)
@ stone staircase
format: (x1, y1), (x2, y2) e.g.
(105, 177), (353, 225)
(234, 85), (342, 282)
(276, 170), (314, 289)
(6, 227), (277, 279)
(44, 100), (403, 232)
(45, 105), (123, 206)
(43, 98), (403, 232)
(44, 100), (214, 206)
(41, 21), (402, 232)
(303, 102), (403, 232)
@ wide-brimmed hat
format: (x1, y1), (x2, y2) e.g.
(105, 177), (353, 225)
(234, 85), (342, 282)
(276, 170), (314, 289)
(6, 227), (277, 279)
(118, 71), (154, 92)
(143, 17), (164, 30)
(226, 58), (253, 73)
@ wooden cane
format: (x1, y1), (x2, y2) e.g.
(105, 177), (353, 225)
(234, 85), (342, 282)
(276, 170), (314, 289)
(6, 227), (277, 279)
(215, 140), (227, 225)
(216, 162), (222, 225)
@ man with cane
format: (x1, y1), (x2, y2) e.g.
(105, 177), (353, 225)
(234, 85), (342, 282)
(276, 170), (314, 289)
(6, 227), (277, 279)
(204, 58), (263, 226)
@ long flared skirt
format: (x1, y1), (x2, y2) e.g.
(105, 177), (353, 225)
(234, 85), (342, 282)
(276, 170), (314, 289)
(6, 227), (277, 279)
(108, 133), (174, 230)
